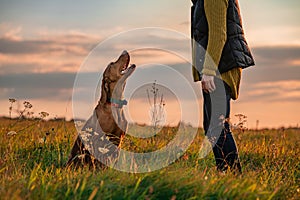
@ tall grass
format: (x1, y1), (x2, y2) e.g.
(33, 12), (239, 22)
(0, 117), (299, 199)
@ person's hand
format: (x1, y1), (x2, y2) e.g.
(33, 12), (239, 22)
(201, 74), (216, 93)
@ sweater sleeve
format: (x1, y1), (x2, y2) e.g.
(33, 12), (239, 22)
(202, 0), (229, 76)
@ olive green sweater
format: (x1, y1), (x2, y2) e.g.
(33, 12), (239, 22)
(194, 0), (242, 100)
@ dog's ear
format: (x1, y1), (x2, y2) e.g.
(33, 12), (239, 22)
(100, 78), (110, 104)
(104, 80), (109, 91)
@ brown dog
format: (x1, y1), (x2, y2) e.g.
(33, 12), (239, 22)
(66, 50), (136, 168)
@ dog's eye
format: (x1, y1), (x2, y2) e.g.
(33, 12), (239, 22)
(109, 62), (114, 66)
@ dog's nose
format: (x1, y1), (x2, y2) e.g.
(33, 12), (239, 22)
(122, 50), (128, 55)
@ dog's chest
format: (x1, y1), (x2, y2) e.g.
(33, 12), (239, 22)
(111, 108), (127, 130)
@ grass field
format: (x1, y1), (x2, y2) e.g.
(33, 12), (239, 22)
(0, 117), (299, 200)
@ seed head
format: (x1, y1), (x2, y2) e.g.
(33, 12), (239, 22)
(9, 98), (16, 103)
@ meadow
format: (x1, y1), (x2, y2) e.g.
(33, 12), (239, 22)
(0, 116), (299, 200)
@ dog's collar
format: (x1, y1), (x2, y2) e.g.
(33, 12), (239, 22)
(109, 98), (128, 108)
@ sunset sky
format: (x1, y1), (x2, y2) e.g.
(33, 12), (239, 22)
(0, 0), (299, 128)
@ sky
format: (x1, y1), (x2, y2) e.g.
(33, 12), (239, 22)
(0, 0), (299, 128)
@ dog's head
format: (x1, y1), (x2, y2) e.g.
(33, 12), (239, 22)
(100, 50), (136, 105)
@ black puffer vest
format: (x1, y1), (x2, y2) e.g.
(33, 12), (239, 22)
(191, 0), (255, 80)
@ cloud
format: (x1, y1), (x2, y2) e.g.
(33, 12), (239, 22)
(0, 27), (300, 108)
(0, 33), (96, 56)
(252, 45), (300, 66)
(239, 80), (300, 103)
(0, 31), (102, 74)
(2, 28), (299, 80)
(0, 38), (49, 54)
(0, 61), (200, 101)
(0, 72), (75, 100)
(0, 87), (73, 101)
(0, 53), (83, 74)
(0, 72), (108, 104)
(0, 23), (23, 40)
(242, 45), (300, 86)
(0, 28), (192, 74)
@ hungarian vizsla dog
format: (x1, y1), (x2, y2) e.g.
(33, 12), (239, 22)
(66, 50), (136, 168)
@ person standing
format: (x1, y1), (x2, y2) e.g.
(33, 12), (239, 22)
(191, 0), (255, 173)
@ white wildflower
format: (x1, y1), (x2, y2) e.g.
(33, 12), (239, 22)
(39, 137), (46, 144)
(85, 127), (93, 132)
(80, 135), (90, 142)
(74, 121), (84, 128)
(79, 130), (92, 138)
(84, 144), (92, 152)
(98, 147), (109, 154)
(7, 131), (17, 136)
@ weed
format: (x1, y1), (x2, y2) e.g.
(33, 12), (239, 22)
(0, 99), (299, 199)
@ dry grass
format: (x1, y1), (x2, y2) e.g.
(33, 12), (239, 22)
(0, 117), (299, 200)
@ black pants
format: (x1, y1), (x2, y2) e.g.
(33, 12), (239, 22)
(202, 78), (242, 173)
